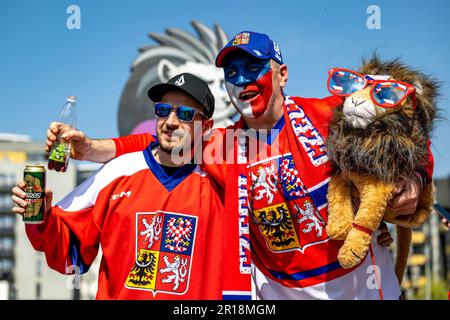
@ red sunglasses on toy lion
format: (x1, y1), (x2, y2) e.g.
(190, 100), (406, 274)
(327, 68), (416, 109)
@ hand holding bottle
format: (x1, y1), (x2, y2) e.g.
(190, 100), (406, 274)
(47, 96), (77, 172)
(46, 122), (94, 161)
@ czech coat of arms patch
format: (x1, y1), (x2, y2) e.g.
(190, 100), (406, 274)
(125, 211), (197, 296)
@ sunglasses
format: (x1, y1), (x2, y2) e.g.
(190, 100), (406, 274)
(327, 68), (416, 109)
(154, 103), (208, 122)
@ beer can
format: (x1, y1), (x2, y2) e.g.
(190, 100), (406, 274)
(23, 165), (46, 224)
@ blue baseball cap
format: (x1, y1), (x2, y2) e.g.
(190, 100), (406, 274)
(215, 31), (283, 67)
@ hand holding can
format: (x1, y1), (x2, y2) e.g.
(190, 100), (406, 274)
(11, 165), (52, 224)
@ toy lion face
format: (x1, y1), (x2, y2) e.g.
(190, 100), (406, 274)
(326, 54), (439, 183)
(356, 55), (439, 136)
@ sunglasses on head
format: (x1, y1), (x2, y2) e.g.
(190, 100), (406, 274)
(154, 102), (208, 122)
(327, 68), (416, 109)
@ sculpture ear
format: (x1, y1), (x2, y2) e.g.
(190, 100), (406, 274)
(413, 80), (424, 95)
(157, 59), (177, 82)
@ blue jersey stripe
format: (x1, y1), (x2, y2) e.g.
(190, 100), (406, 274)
(68, 232), (90, 274)
(268, 260), (341, 281)
(222, 294), (252, 300)
(308, 182), (329, 208)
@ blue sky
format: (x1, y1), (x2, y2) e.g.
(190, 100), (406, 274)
(1, 0), (449, 177)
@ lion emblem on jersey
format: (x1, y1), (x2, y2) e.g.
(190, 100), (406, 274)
(125, 212), (197, 295)
(250, 165), (278, 205)
(118, 21), (239, 136)
(140, 215), (163, 249)
(160, 255), (188, 291)
(295, 201), (325, 238)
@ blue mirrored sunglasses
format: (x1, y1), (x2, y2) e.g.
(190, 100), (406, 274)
(154, 103), (208, 122)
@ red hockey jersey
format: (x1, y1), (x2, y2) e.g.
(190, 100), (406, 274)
(25, 144), (225, 299)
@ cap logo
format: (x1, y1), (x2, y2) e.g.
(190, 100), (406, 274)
(273, 42), (281, 55)
(175, 75), (185, 86)
(232, 32), (250, 46)
(253, 49), (262, 56)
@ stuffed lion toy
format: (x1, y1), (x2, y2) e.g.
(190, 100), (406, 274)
(325, 54), (439, 283)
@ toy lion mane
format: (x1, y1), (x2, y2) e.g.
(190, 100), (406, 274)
(326, 54), (439, 183)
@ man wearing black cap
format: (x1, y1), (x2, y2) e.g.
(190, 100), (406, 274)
(12, 73), (230, 299)
(147, 72), (214, 163)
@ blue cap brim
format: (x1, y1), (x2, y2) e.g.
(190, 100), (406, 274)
(215, 46), (271, 68)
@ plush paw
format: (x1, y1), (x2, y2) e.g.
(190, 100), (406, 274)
(337, 228), (372, 269)
(326, 222), (352, 240)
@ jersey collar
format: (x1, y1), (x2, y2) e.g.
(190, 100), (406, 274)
(143, 142), (197, 192)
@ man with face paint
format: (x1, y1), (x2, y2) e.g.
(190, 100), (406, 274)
(43, 31), (432, 300)
(212, 32), (411, 299)
(218, 34), (287, 133)
(223, 52), (275, 119)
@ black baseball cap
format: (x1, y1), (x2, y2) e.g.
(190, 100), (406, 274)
(148, 73), (215, 118)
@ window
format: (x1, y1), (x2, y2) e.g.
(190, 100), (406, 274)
(0, 237), (13, 251)
(0, 174), (15, 190)
(0, 259), (13, 272)
(0, 216), (14, 230)
(0, 195), (13, 212)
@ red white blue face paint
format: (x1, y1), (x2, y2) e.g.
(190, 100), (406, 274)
(223, 55), (273, 119)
